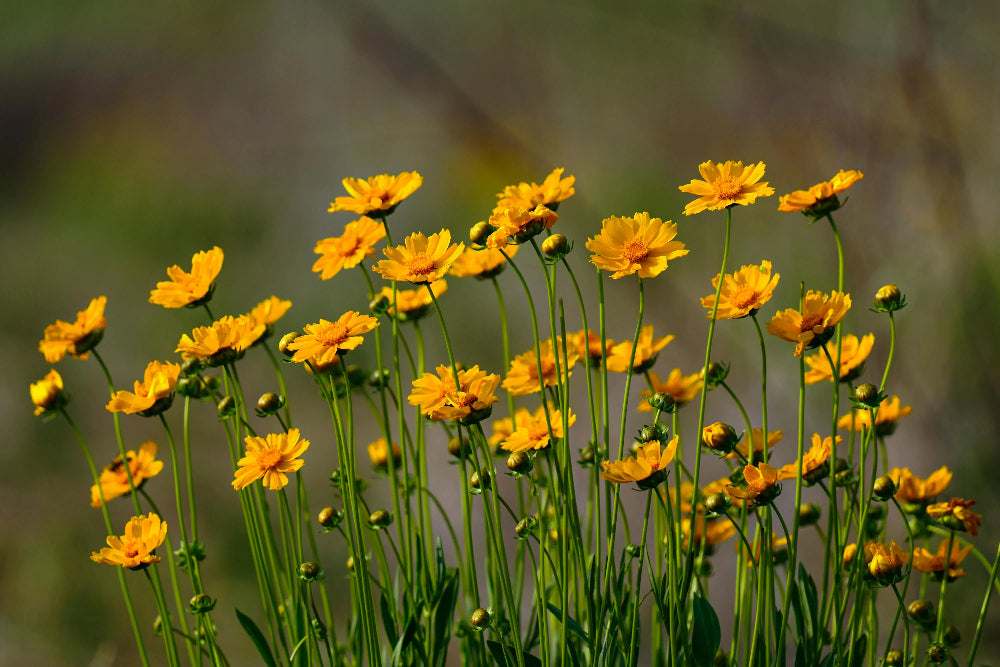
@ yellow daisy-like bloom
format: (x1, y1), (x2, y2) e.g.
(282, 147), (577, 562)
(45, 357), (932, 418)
(926, 498), (981, 536)
(39, 296), (107, 363)
(408, 364), (501, 422)
(149, 246), (224, 309)
(377, 279), (447, 321)
(448, 244), (518, 279)
(775, 433), (840, 482)
(328, 171), (423, 217)
(502, 338), (579, 396)
(312, 217), (386, 280)
(638, 368), (703, 412)
(679, 160), (775, 216)
(367, 438), (402, 472)
(90, 513), (167, 570)
(681, 514), (737, 549)
(586, 212), (689, 279)
(496, 168), (576, 210)
(501, 403), (576, 453)
(886, 466), (952, 504)
(778, 170), (864, 214)
(726, 462), (780, 506)
(176, 315), (264, 366)
(702, 260), (780, 319)
(374, 229), (465, 284)
(606, 325), (674, 373)
(766, 290), (852, 356)
(106, 361), (181, 416)
(837, 396), (912, 436)
(30, 369), (66, 416)
(570, 329), (610, 366)
(600, 437), (678, 489)
(728, 428), (783, 461)
(912, 539), (973, 580)
(485, 205), (559, 248)
(248, 296), (293, 330)
(864, 540), (909, 586)
(487, 414), (517, 452)
(288, 312), (379, 366)
(803, 333), (875, 384)
(90, 441), (164, 507)
(233, 429), (310, 491)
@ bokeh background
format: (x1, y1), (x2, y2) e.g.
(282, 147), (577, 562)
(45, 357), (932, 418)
(4, 1), (999, 664)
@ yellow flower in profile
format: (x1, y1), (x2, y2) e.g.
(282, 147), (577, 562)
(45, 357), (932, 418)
(501, 403), (576, 453)
(487, 413), (517, 452)
(502, 338), (578, 396)
(312, 217), (386, 280)
(600, 437), (678, 489)
(247, 296), (293, 330)
(176, 315), (264, 366)
(726, 462), (780, 507)
(927, 498), (982, 536)
(638, 368), (703, 412)
(570, 329), (610, 367)
(377, 279), (447, 321)
(38, 296), (107, 362)
(448, 244), (518, 279)
(232, 429), (310, 491)
(288, 312), (379, 366)
(328, 172), (423, 217)
(484, 205), (558, 248)
(149, 246), (224, 309)
(496, 168), (576, 211)
(409, 364), (501, 422)
(106, 361), (181, 416)
(679, 160), (774, 216)
(367, 438), (402, 472)
(912, 539), (973, 580)
(837, 396), (912, 436)
(374, 229), (465, 284)
(728, 428), (783, 461)
(702, 261), (780, 319)
(90, 513), (167, 570)
(766, 290), (852, 356)
(775, 433), (840, 483)
(606, 325), (674, 373)
(90, 441), (164, 507)
(864, 540), (908, 586)
(30, 369), (66, 416)
(803, 333), (875, 384)
(586, 213), (688, 279)
(778, 170), (864, 214)
(681, 514), (737, 548)
(886, 466), (952, 504)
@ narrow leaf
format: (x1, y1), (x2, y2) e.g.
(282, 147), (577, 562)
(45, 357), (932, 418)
(691, 593), (722, 667)
(545, 602), (590, 643)
(235, 608), (278, 667)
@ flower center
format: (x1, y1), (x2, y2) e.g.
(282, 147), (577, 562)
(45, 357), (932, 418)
(528, 423), (549, 443)
(621, 240), (649, 264)
(800, 314), (824, 334)
(731, 287), (758, 310)
(258, 449), (283, 470)
(316, 323), (348, 347)
(123, 542), (141, 559)
(712, 177), (743, 200)
(406, 254), (437, 276)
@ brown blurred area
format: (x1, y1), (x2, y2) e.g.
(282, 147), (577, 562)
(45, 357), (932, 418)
(4, 1), (999, 664)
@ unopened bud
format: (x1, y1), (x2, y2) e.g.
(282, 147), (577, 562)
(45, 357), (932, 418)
(705, 493), (730, 516)
(470, 608), (491, 630)
(854, 383), (880, 407)
(873, 475), (896, 500)
(469, 222), (493, 246)
(368, 510), (393, 529)
(702, 422), (738, 455)
(873, 284), (906, 312)
(217, 396), (236, 418)
(256, 392), (284, 416)
(541, 234), (569, 257)
(298, 562), (324, 582)
(506, 451), (532, 474)
(278, 332), (299, 356)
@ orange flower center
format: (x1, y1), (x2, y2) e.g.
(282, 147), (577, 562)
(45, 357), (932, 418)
(258, 449), (283, 470)
(123, 542), (141, 559)
(621, 240), (650, 264)
(800, 314), (824, 334)
(731, 287), (758, 310)
(712, 177), (743, 200)
(316, 323), (348, 347)
(528, 423), (550, 443)
(406, 254), (437, 276)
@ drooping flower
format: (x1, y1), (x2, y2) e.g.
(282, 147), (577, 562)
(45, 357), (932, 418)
(775, 433), (840, 483)
(606, 325), (674, 373)
(728, 428), (783, 461)
(912, 539), (973, 580)
(496, 168), (576, 211)
(448, 244), (518, 279)
(837, 396), (912, 436)
(377, 279), (447, 321)
(149, 247), (224, 309)
(502, 338), (578, 396)
(864, 540), (909, 586)
(638, 368), (703, 412)
(409, 364), (501, 423)
(766, 290), (852, 356)
(886, 466), (952, 504)
(702, 261), (780, 319)
(600, 437), (678, 489)
(312, 217), (386, 279)
(501, 403), (576, 453)
(586, 212), (688, 279)
(106, 361), (181, 416)
(679, 160), (774, 216)
(484, 205), (558, 248)
(927, 498), (982, 536)
(374, 229), (465, 284)
(30, 369), (66, 416)
(90, 513), (167, 570)
(803, 333), (875, 384)
(90, 441), (164, 506)
(726, 462), (781, 507)
(232, 429), (310, 491)
(367, 438), (402, 473)
(288, 312), (379, 366)
(38, 296), (107, 362)
(176, 315), (265, 366)
(778, 170), (864, 215)
(328, 172), (423, 217)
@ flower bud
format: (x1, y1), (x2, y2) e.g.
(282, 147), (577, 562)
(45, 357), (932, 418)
(256, 392), (284, 417)
(577, 443), (596, 466)
(298, 562), (324, 582)
(345, 556), (354, 571)
(884, 649), (903, 666)
(638, 423), (670, 444)
(873, 284), (906, 312)
(318, 506), (344, 529)
(625, 544), (642, 558)
(176, 375), (212, 399)
(345, 365), (369, 389)
(448, 436), (471, 460)
(907, 599), (935, 625)
(646, 392), (676, 413)
(506, 451), (532, 474)
(698, 559), (714, 577)
(469, 222), (493, 246)
(217, 396), (236, 418)
(704, 492), (730, 516)
(541, 234), (569, 258)
(842, 543), (858, 566)
(368, 509), (393, 529)
(873, 475), (896, 501)
(926, 643), (947, 664)
(515, 517), (536, 539)
(278, 332), (300, 356)
(854, 383), (880, 408)
(188, 593), (217, 614)
(181, 358), (204, 377)
(798, 503), (822, 527)
(470, 608), (491, 630)
(368, 368), (390, 390)
(704, 362), (730, 389)
(369, 294), (391, 317)
(470, 469), (491, 492)
(702, 422), (738, 455)
(943, 625), (961, 647)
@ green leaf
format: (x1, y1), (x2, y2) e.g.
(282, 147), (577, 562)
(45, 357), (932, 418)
(486, 640), (542, 667)
(818, 652), (837, 667)
(691, 593), (721, 667)
(849, 634), (867, 667)
(431, 569), (459, 667)
(545, 602), (589, 643)
(287, 635), (309, 664)
(391, 615), (421, 667)
(235, 608), (277, 667)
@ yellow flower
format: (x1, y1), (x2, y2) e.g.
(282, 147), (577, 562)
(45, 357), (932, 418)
(247, 296), (293, 330)
(288, 312), (379, 366)
(106, 361), (181, 416)
(501, 403), (576, 453)
(766, 290), (852, 356)
(374, 229), (465, 284)
(912, 539), (973, 580)
(176, 315), (264, 366)
(837, 396), (912, 436)
(502, 338), (578, 396)
(570, 329), (610, 366)
(886, 466), (952, 504)
(487, 414), (516, 452)
(803, 333), (875, 384)
(233, 429), (309, 491)
(90, 513), (167, 570)
(586, 212), (688, 279)
(638, 368), (703, 412)
(702, 261), (779, 319)
(149, 246), (224, 309)
(681, 513), (737, 549)
(408, 364), (501, 422)
(679, 160), (774, 216)
(90, 441), (164, 507)
(496, 168), (575, 210)
(367, 438), (402, 472)
(377, 279), (447, 321)
(312, 217), (386, 280)
(30, 369), (66, 416)
(927, 498), (981, 536)
(778, 170), (864, 214)
(328, 172), (423, 217)
(38, 296), (107, 362)
(448, 244), (518, 278)
(606, 325), (674, 373)
(775, 433), (840, 483)
(484, 205), (558, 248)
(728, 428), (783, 461)
(600, 437), (678, 489)
(865, 540), (909, 586)
(726, 462), (780, 506)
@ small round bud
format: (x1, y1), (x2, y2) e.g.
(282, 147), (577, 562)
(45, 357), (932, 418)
(470, 469), (491, 491)
(625, 544), (642, 558)
(470, 222), (493, 246)
(541, 234), (569, 257)
(873, 475), (896, 501)
(176, 375), (211, 399)
(515, 517), (536, 538)
(943, 625), (961, 647)
(704, 362), (730, 389)
(317, 507), (343, 529)
(834, 469), (856, 487)
(368, 509), (393, 529)
(704, 492), (730, 516)
(647, 392), (676, 413)
(345, 365), (368, 389)
(884, 649), (903, 666)
(470, 608), (491, 630)
(926, 643), (948, 664)
(874, 284), (906, 312)
(908, 599), (935, 625)
(698, 559), (714, 577)
(506, 451), (532, 474)
(188, 593), (217, 614)
(798, 503), (822, 527)
(577, 443), (595, 466)
(217, 396), (236, 418)
(702, 422), (739, 455)
(369, 294), (391, 316)
(298, 562), (324, 582)
(257, 392), (283, 416)
(345, 556), (354, 571)
(368, 368), (390, 389)
(181, 358), (204, 377)
(448, 436), (470, 459)
(854, 383), (880, 407)
(278, 332), (300, 356)
(867, 503), (887, 520)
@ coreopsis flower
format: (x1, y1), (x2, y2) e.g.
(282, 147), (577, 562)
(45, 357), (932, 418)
(247, 296), (293, 340)
(837, 396), (912, 436)
(90, 513), (167, 570)
(328, 172), (423, 217)
(912, 539), (973, 580)
(778, 170), (864, 216)
(288, 312), (379, 366)
(600, 437), (678, 489)
(312, 217), (386, 279)
(766, 290), (852, 356)
(742, 533), (790, 565)
(106, 361), (181, 416)
(374, 229), (465, 284)
(409, 364), (500, 423)
(681, 514), (737, 549)
(864, 540), (909, 586)
(149, 247), (223, 309)
(501, 403), (577, 453)
(701, 422), (740, 455)
(887, 466), (952, 504)
(726, 462), (781, 507)
(367, 438), (402, 472)
(606, 325), (674, 373)
(487, 414), (517, 452)
(586, 212), (688, 279)
(927, 498), (982, 536)
(376, 279), (447, 322)
(232, 429), (310, 491)
(496, 168), (575, 211)
(90, 441), (164, 506)
(38, 296), (107, 362)
(702, 261), (780, 319)
(502, 338), (579, 396)
(803, 333), (875, 384)
(30, 369), (66, 416)
(679, 160), (774, 215)
(176, 315), (264, 366)
(448, 244), (518, 279)
(484, 205), (558, 248)
(638, 368), (703, 411)
(728, 428), (783, 461)
(775, 433), (840, 483)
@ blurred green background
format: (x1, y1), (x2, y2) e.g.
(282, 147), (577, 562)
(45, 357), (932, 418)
(5, 1), (1000, 664)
